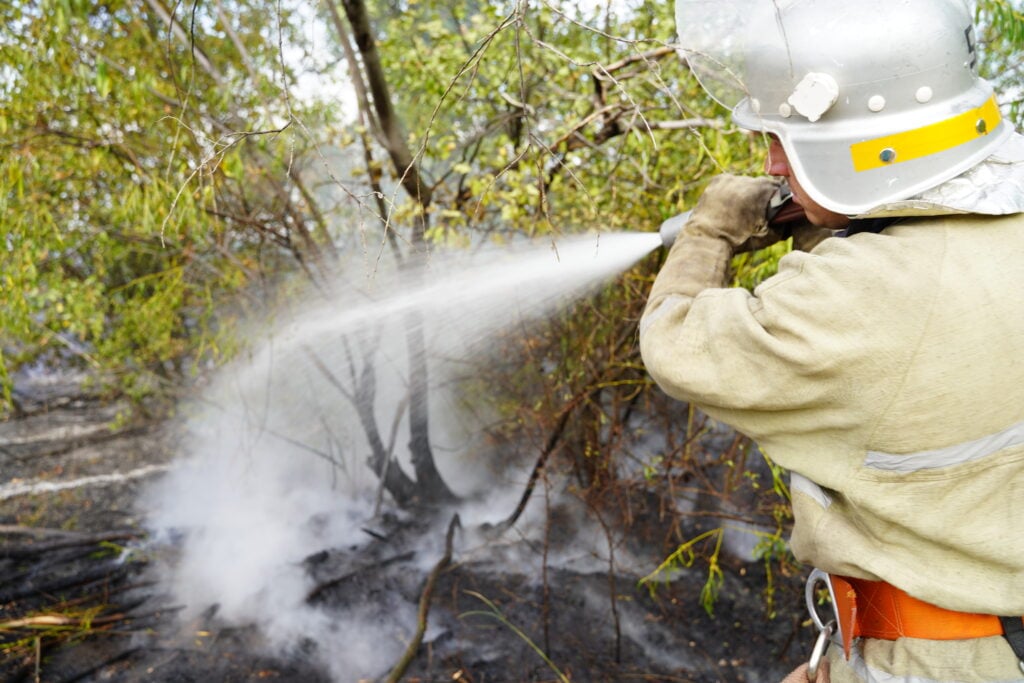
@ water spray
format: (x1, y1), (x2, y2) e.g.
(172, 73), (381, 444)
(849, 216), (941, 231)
(657, 181), (804, 248)
(144, 231), (668, 682)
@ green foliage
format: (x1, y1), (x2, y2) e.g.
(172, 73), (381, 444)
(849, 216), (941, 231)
(639, 528), (724, 616)
(753, 530), (792, 619)
(733, 239), (791, 290)
(976, 0), (1024, 124)
(350, 2), (797, 620)
(0, 0), (826, 415)
(0, 0), (342, 408)
(369, 0), (757, 242)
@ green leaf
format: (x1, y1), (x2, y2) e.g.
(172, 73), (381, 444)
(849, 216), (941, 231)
(221, 151), (244, 179)
(95, 60), (111, 100)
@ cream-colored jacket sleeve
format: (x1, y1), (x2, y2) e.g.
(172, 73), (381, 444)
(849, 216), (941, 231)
(639, 213), (1024, 614)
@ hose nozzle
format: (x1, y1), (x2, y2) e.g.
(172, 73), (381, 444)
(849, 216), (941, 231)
(658, 212), (689, 248)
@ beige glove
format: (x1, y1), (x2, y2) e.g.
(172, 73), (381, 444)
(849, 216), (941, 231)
(645, 174), (781, 314)
(685, 174), (783, 247)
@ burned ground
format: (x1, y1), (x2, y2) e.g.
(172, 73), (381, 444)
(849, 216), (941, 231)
(1, 380), (813, 683)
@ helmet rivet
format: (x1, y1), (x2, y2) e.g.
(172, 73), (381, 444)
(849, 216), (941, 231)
(976, 118), (988, 134)
(915, 86), (934, 104)
(879, 148), (897, 163)
(868, 95), (886, 112)
(779, 102), (793, 118)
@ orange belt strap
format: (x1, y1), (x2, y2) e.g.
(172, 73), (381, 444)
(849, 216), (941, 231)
(830, 575), (1023, 657)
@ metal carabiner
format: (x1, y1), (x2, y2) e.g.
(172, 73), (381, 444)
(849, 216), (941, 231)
(805, 568), (845, 647)
(807, 620), (834, 681)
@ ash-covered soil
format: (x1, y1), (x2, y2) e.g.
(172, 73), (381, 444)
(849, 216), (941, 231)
(1, 377), (813, 683)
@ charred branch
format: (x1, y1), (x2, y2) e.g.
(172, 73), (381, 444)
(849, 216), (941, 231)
(57, 648), (144, 683)
(0, 562), (130, 604)
(303, 345), (419, 507)
(486, 396), (577, 535)
(305, 551), (415, 604)
(0, 530), (140, 560)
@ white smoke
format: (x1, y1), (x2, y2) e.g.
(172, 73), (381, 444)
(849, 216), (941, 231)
(143, 232), (661, 680)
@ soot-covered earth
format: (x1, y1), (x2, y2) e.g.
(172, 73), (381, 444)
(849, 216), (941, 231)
(1, 374), (814, 683)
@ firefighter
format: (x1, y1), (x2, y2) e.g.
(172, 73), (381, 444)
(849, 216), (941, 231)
(639, 1), (1024, 681)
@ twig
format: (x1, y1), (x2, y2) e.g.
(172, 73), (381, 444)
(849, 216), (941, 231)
(0, 611), (150, 641)
(142, 0), (224, 84)
(2, 614), (94, 629)
(588, 500), (622, 663)
(541, 470), (551, 654)
(487, 397), (579, 534)
(384, 514), (460, 683)
(598, 46), (677, 75)
(489, 325), (643, 533)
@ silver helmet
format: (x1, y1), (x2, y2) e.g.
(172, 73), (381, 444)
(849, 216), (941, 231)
(676, 0), (1024, 216)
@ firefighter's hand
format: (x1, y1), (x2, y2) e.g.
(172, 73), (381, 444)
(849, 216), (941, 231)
(683, 174), (782, 249)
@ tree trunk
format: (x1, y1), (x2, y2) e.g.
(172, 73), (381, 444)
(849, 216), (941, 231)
(330, 0), (457, 507)
(403, 299), (457, 505)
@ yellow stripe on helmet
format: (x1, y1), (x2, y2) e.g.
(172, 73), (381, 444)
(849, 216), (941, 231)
(850, 96), (1001, 172)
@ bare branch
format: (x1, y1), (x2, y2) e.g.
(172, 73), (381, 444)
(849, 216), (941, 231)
(142, 0), (224, 86)
(598, 46), (677, 76)
(302, 344), (419, 506)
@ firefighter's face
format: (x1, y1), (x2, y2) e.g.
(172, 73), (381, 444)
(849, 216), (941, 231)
(765, 136), (851, 230)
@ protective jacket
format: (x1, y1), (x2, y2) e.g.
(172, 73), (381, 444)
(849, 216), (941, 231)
(640, 212), (1024, 679)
